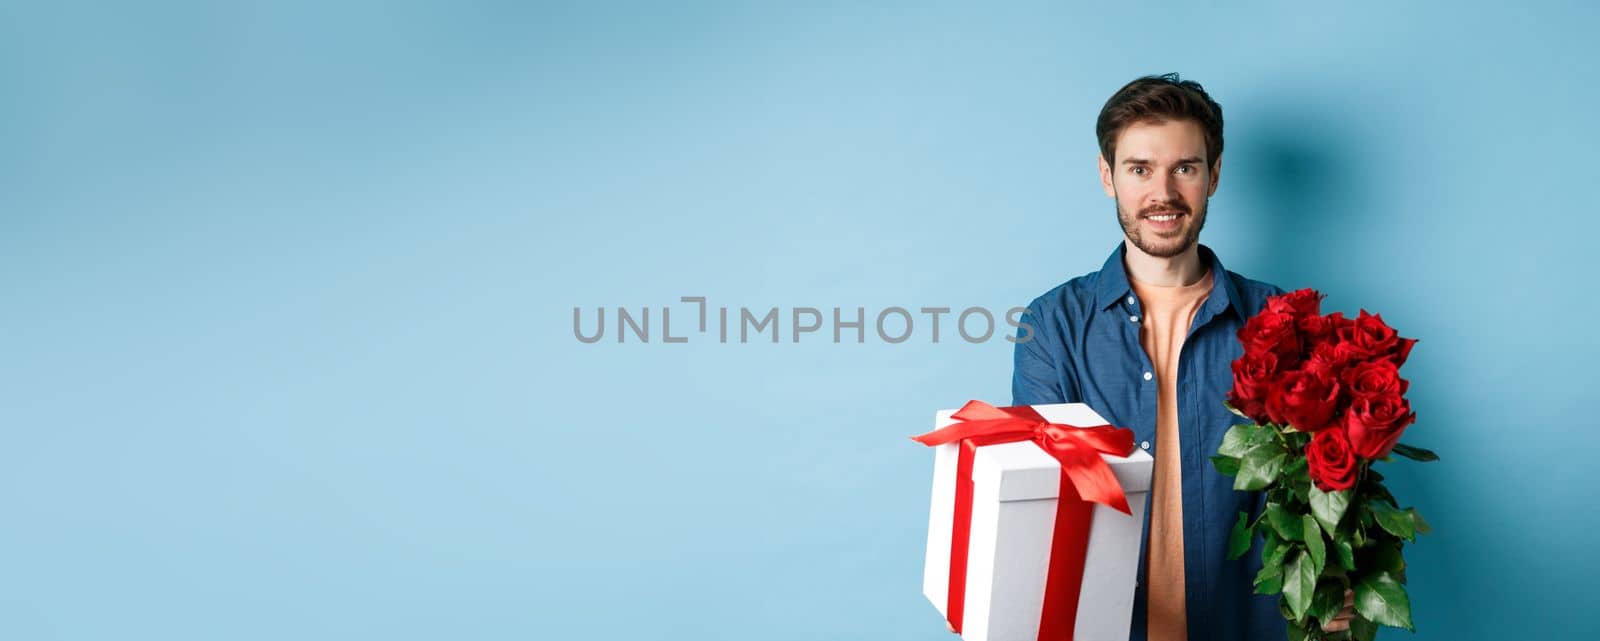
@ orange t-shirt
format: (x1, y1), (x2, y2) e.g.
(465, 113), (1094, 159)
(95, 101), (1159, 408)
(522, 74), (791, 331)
(1127, 266), (1215, 641)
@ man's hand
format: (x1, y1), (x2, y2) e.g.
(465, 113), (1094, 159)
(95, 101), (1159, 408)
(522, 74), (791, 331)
(1320, 588), (1356, 634)
(945, 621), (957, 634)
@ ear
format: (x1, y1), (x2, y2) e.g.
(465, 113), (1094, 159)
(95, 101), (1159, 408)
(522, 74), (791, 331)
(1098, 154), (1116, 198)
(1207, 154), (1223, 197)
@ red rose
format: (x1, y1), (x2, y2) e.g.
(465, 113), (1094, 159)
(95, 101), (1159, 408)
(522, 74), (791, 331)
(1345, 393), (1417, 459)
(1335, 310), (1417, 368)
(1297, 311), (1346, 345)
(1266, 288), (1324, 318)
(1302, 340), (1353, 381)
(1238, 310), (1302, 365)
(1342, 359), (1409, 400)
(1307, 427), (1358, 491)
(1391, 337), (1418, 367)
(1228, 349), (1280, 422)
(1265, 369), (1342, 432)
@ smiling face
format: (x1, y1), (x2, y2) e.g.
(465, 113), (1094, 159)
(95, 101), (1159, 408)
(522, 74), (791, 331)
(1098, 118), (1221, 259)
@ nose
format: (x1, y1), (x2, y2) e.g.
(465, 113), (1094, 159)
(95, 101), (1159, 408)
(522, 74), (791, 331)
(1153, 172), (1180, 199)
(1145, 173), (1182, 209)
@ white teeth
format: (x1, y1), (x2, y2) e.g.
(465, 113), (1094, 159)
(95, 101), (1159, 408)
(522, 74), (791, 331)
(1149, 214), (1179, 222)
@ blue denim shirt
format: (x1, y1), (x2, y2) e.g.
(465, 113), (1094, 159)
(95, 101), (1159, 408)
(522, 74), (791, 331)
(1012, 242), (1288, 641)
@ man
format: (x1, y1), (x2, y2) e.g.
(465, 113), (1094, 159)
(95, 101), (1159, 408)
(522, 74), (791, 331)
(1010, 74), (1352, 641)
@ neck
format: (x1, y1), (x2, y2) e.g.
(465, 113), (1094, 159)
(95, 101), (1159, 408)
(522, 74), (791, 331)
(1122, 239), (1206, 287)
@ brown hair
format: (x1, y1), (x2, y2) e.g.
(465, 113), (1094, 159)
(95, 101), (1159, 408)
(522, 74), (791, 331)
(1096, 73), (1224, 166)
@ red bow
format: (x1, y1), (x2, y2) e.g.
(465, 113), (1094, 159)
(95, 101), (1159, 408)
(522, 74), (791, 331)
(912, 400), (1136, 514)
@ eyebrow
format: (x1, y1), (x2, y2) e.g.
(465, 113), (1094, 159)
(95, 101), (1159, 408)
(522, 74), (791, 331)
(1120, 156), (1205, 166)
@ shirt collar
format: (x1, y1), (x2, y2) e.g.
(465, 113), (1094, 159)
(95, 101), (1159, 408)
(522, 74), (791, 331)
(1094, 241), (1248, 320)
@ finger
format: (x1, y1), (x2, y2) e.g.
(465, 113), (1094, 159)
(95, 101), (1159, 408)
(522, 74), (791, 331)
(1344, 589), (1355, 607)
(1324, 619), (1350, 632)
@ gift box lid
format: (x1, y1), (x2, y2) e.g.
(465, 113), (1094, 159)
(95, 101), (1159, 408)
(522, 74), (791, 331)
(934, 403), (1153, 503)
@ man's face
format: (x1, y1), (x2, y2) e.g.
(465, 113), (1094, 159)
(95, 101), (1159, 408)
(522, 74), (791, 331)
(1098, 119), (1221, 259)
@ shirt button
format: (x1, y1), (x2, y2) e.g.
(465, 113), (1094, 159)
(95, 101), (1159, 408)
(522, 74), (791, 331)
(1140, 441), (1151, 450)
(1143, 371), (1153, 381)
(1126, 296), (1136, 305)
(1129, 315), (1140, 323)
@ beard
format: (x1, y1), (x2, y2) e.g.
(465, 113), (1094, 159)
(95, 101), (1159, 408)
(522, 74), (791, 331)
(1115, 194), (1208, 259)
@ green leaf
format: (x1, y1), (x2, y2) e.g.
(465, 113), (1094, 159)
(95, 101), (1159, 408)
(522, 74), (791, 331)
(1309, 486), (1351, 537)
(1302, 515), (1326, 576)
(1370, 501), (1416, 541)
(1310, 580), (1347, 628)
(1410, 508), (1432, 535)
(1348, 615), (1379, 641)
(1228, 511), (1254, 560)
(1223, 400), (1250, 419)
(1218, 422), (1267, 457)
(1223, 423), (1286, 491)
(1353, 572), (1413, 631)
(1263, 530), (1288, 564)
(1372, 542), (1408, 584)
(1255, 558), (1284, 594)
(1390, 442), (1439, 462)
(1235, 450), (1286, 491)
(1264, 503), (1303, 542)
(1211, 454), (1241, 477)
(1286, 458), (1312, 504)
(1282, 550), (1317, 621)
(1266, 485), (1290, 512)
(1334, 539), (1356, 571)
(1286, 621), (1309, 641)
(1368, 483), (1399, 508)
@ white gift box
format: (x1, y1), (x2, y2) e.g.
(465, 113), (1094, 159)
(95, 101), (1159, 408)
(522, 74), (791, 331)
(921, 403), (1154, 641)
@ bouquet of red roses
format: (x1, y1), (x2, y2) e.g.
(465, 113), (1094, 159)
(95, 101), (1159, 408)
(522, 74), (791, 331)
(1213, 288), (1436, 641)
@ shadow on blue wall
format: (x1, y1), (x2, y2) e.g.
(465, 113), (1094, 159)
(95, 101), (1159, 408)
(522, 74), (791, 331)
(1228, 106), (1498, 638)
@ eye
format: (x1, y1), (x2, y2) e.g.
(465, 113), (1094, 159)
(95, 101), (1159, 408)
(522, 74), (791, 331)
(1175, 165), (1193, 175)
(1131, 166), (1148, 176)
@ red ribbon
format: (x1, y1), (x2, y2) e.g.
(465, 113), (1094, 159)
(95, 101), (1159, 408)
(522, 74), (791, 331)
(912, 400), (1136, 640)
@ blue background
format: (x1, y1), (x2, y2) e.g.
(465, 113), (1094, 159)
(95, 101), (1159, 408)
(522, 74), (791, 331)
(2, 2), (1594, 639)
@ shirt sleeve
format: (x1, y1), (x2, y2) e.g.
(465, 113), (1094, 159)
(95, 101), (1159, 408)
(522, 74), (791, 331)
(1011, 301), (1078, 405)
